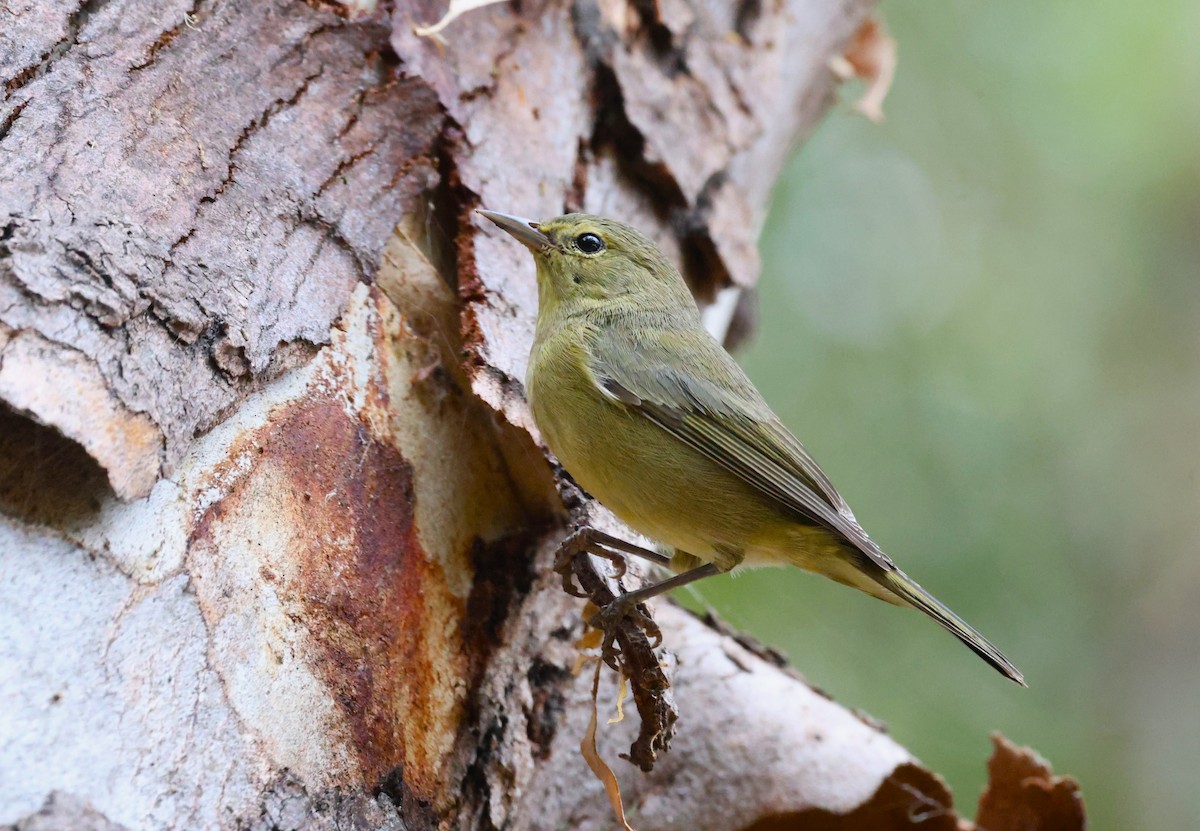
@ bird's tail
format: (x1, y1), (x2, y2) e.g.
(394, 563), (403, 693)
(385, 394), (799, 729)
(879, 568), (1026, 687)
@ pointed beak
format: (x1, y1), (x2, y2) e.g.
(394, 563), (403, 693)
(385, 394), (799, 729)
(477, 209), (552, 250)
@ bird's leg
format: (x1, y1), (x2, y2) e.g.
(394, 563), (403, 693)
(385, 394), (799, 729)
(552, 526), (671, 598)
(552, 526), (677, 654)
(588, 564), (715, 624)
(588, 563), (722, 637)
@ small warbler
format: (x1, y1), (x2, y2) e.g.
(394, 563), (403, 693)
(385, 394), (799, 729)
(480, 209), (1024, 686)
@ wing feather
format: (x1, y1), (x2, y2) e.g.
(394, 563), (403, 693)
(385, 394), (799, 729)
(590, 332), (895, 572)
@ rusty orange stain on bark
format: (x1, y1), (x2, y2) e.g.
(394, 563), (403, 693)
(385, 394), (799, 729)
(192, 395), (470, 796)
(279, 402), (432, 778)
(185, 286), (551, 810)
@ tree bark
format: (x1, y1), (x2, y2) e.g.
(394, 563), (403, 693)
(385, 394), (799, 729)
(0, 1), (1083, 830)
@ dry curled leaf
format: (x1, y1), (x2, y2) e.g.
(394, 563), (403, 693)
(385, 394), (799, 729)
(556, 538), (678, 772)
(608, 673), (629, 725)
(975, 734), (1087, 831)
(572, 622), (606, 675)
(413, 0), (507, 37)
(829, 16), (897, 123)
(582, 660), (637, 831)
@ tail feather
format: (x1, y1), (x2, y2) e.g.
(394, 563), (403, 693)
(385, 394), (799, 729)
(880, 569), (1026, 687)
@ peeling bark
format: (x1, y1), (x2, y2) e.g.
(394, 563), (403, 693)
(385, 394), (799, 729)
(0, 2), (1085, 830)
(1, 0), (445, 497)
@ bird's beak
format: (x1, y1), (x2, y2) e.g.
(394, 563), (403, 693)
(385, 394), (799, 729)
(477, 209), (552, 250)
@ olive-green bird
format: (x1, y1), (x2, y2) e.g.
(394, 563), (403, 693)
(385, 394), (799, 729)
(480, 209), (1025, 686)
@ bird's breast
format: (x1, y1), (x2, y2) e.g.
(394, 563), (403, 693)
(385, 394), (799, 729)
(526, 327), (790, 562)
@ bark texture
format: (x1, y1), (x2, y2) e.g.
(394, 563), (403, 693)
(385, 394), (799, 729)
(0, 1), (1084, 830)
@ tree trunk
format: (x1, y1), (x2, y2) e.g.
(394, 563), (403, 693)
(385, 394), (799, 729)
(0, 1), (1083, 829)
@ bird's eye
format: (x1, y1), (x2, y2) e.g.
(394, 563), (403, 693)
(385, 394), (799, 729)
(575, 233), (605, 254)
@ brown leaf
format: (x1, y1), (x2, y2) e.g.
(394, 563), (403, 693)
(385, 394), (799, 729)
(974, 733), (1087, 831)
(581, 660), (637, 831)
(572, 625), (605, 676)
(829, 16), (897, 123)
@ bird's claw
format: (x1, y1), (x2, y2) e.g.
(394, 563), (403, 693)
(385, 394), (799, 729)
(589, 595), (663, 650)
(553, 546), (590, 598)
(553, 531), (629, 598)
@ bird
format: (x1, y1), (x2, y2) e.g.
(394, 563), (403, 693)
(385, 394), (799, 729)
(479, 209), (1025, 686)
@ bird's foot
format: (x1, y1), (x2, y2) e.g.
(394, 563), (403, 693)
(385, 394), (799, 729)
(552, 546), (590, 598)
(553, 528), (628, 598)
(589, 593), (663, 651)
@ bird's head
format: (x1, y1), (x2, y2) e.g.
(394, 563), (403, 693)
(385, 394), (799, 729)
(478, 210), (696, 319)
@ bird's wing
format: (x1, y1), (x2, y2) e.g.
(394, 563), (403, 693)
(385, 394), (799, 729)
(586, 329), (896, 572)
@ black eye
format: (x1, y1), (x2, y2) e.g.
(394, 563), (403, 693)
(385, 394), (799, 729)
(575, 233), (605, 254)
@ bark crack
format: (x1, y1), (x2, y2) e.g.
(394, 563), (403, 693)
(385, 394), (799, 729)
(314, 145), (378, 199)
(0, 99), (28, 141)
(457, 32), (522, 105)
(167, 65), (326, 258)
(215, 65), (327, 198)
(128, 0), (207, 72)
(3, 0), (112, 97)
(298, 210), (372, 284)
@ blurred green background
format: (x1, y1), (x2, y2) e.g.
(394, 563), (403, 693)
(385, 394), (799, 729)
(686, 1), (1200, 827)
